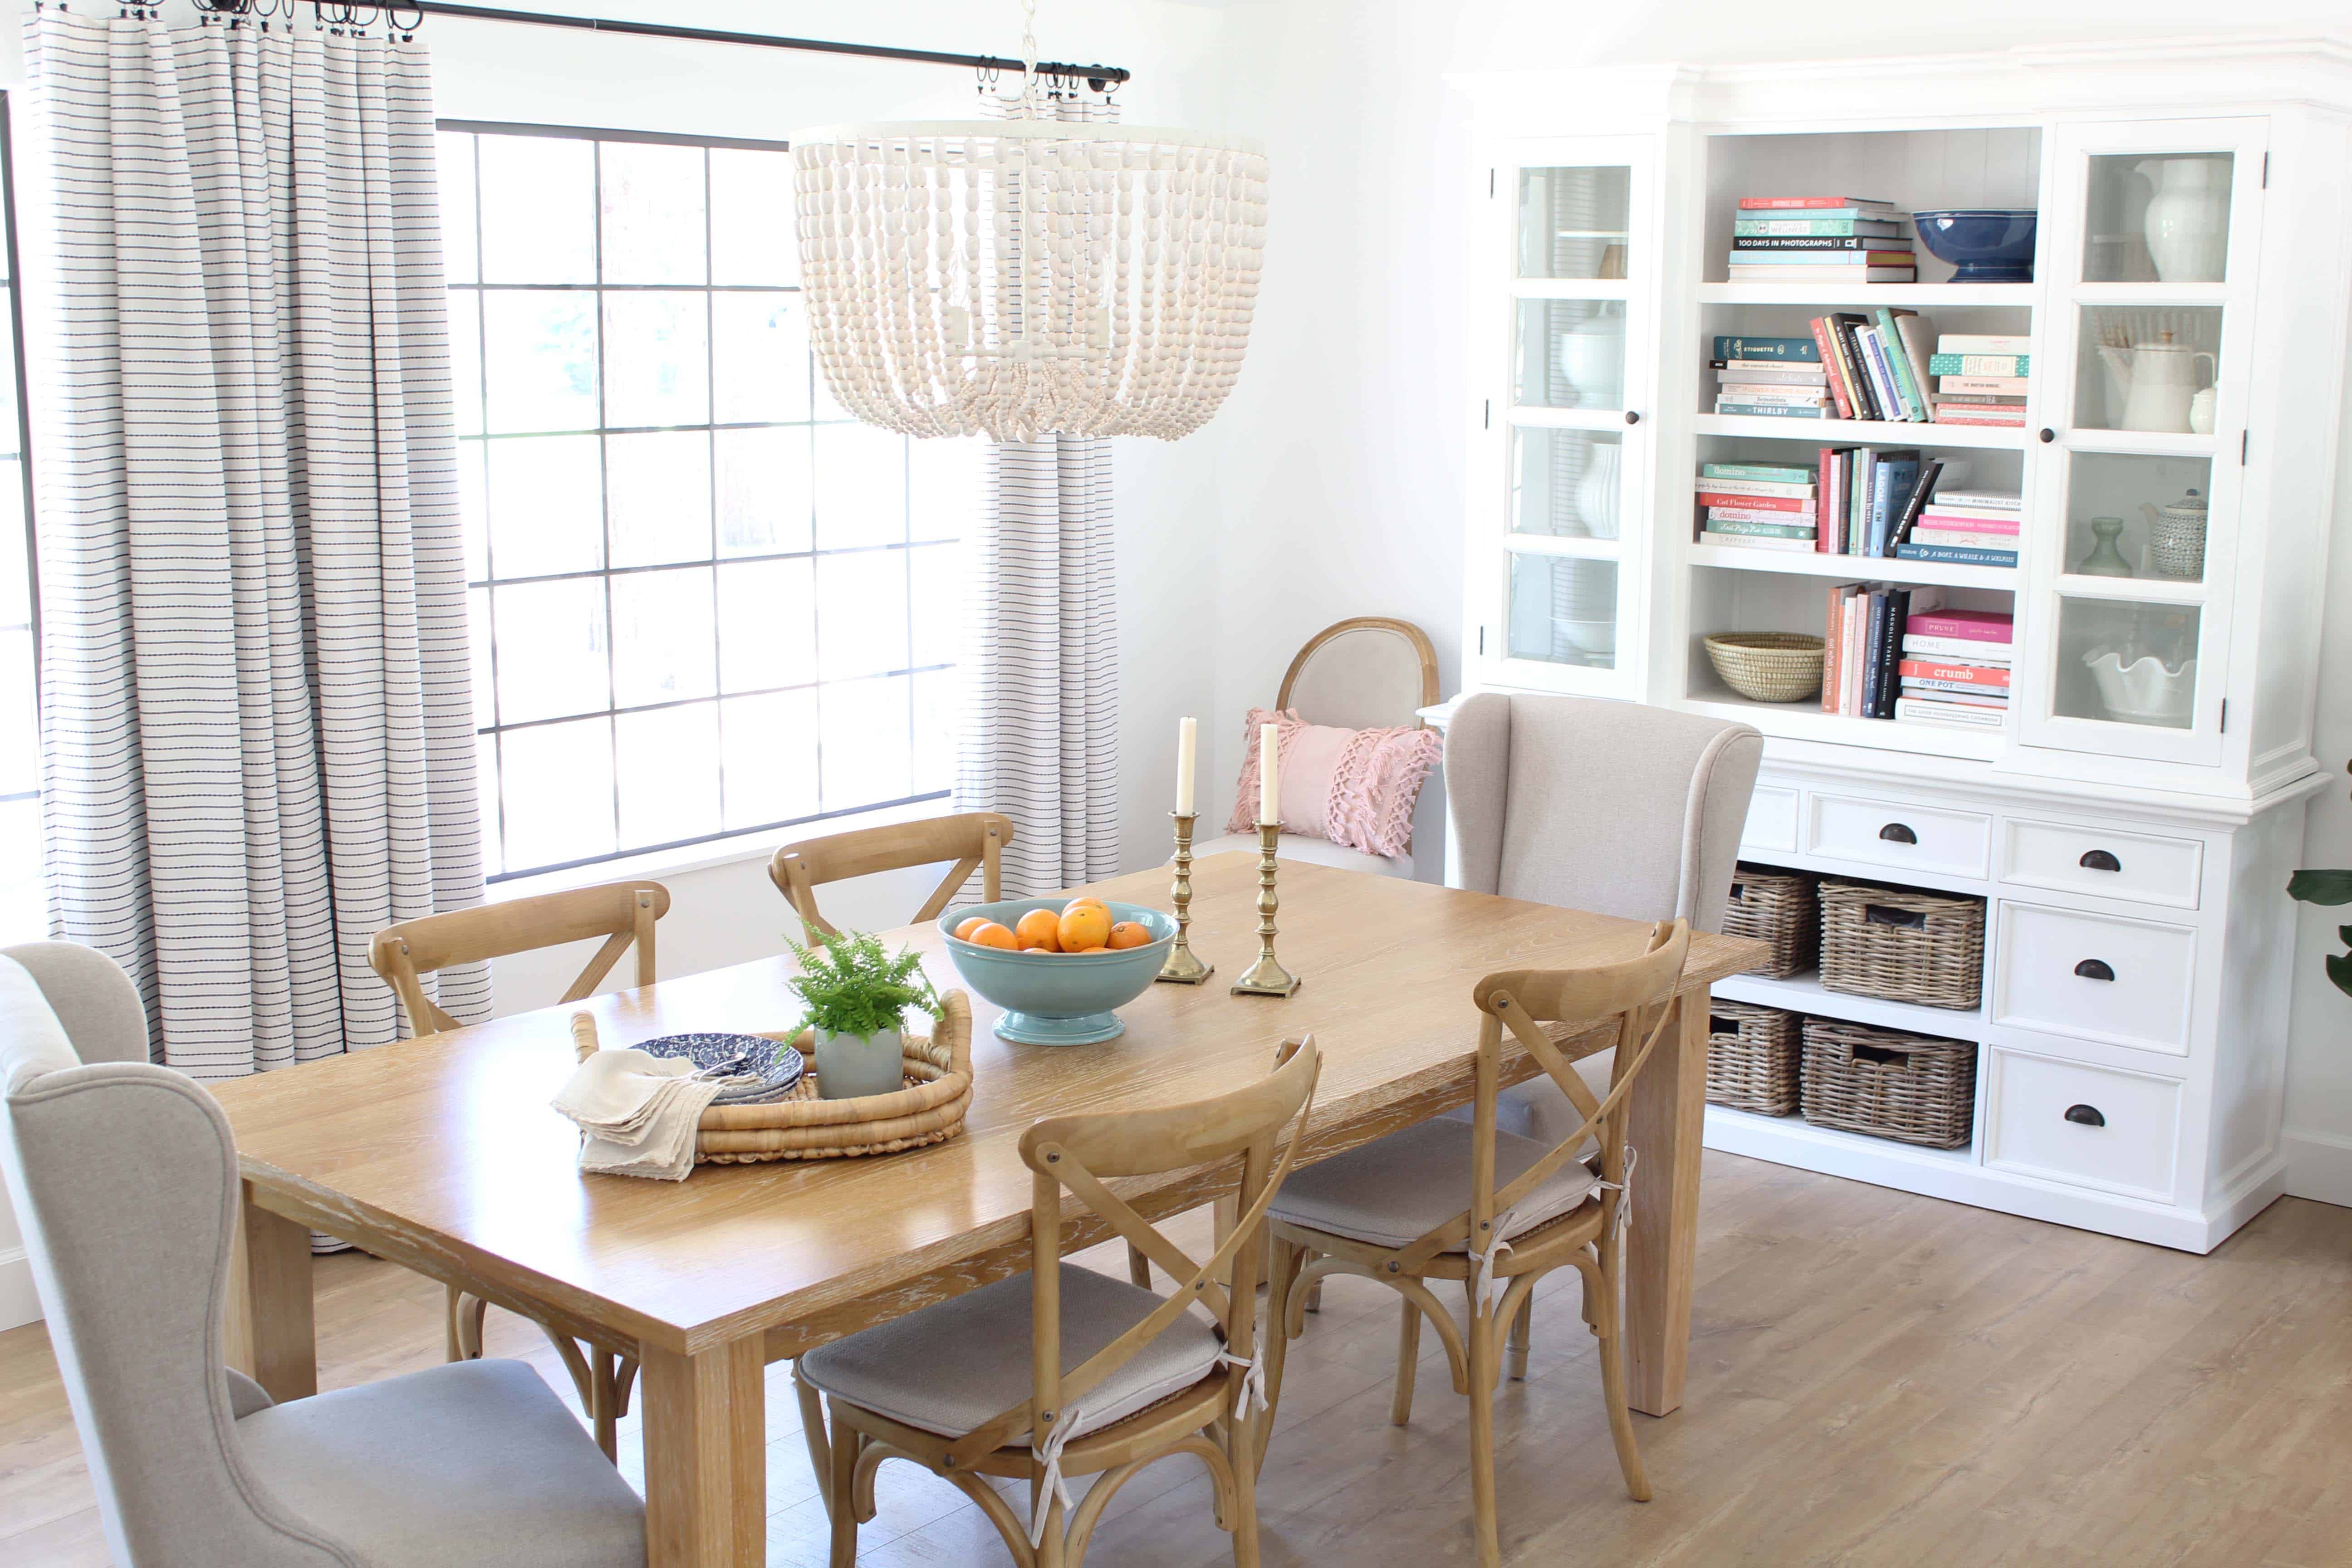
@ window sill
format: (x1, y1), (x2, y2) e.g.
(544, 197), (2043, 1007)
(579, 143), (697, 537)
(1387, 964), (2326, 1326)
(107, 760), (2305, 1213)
(485, 797), (956, 905)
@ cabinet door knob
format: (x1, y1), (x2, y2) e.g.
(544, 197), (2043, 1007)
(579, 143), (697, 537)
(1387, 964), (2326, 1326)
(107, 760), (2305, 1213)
(2038, 427), (2056, 444)
(2078, 849), (2122, 872)
(2074, 958), (2116, 981)
(2064, 1103), (2107, 1127)
(1878, 823), (1918, 844)
(1624, 410), (1641, 426)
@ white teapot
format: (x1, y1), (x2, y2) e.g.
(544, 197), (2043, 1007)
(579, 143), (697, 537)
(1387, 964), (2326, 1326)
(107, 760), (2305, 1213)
(2097, 330), (2215, 433)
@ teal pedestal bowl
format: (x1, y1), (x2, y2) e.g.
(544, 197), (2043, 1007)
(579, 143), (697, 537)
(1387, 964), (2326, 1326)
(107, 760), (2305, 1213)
(940, 899), (1177, 1045)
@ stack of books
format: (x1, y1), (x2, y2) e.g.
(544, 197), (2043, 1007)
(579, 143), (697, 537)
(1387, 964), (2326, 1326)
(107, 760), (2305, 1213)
(1729, 198), (1916, 284)
(1930, 335), (2030, 426)
(1811, 446), (1942, 556)
(1823, 584), (1943, 720)
(1695, 461), (1818, 550)
(1894, 488), (2022, 568)
(1894, 608), (2014, 730)
(1712, 334), (1831, 418)
(1810, 309), (1936, 423)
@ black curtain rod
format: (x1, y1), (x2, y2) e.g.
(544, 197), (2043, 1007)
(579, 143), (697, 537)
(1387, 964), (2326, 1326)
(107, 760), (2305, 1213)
(408, 3), (1132, 89)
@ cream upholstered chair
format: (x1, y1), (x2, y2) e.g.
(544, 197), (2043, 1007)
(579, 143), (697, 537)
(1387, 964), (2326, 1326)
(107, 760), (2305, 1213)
(1259, 925), (1691, 1568)
(1193, 617), (1441, 880)
(0, 943), (645, 1568)
(798, 1038), (1321, 1568)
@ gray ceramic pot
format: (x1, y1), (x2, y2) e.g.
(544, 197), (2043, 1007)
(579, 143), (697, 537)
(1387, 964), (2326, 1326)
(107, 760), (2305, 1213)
(814, 1025), (903, 1101)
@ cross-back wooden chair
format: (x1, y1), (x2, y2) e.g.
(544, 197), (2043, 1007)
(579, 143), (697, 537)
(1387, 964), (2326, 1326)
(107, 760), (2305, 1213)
(769, 811), (1015, 945)
(796, 1037), (1322, 1568)
(1258, 921), (1691, 1568)
(366, 879), (671, 1460)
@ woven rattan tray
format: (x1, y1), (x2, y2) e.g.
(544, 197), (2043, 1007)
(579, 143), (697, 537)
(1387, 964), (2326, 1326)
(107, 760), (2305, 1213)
(569, 991), (974, 1165)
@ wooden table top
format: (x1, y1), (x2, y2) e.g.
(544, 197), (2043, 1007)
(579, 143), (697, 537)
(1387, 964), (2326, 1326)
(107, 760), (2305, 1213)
(211, 854), (1760, 1357)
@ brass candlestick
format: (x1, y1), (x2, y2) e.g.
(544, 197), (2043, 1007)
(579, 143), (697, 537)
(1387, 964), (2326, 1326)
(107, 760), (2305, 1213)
(1230, 821), (1301, 997)
(1156, 811), (1215, 984)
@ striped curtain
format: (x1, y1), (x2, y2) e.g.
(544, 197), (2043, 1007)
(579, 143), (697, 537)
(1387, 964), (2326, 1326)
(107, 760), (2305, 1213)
(954, 87), (1122, 895)
(24, 12), (487, 1077)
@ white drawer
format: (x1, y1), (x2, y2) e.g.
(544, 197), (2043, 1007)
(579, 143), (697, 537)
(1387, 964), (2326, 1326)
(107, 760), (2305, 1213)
(1741, 784), (1799, 854)
(1985, 1048), (2181, 1202)
(2000, 818), (2203, 910)
(1806, 793), (1991, 880)
(1993, 902), (2196, 1056)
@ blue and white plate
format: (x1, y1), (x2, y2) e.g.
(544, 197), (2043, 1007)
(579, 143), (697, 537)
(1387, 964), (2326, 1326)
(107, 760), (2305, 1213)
(638, 1031), (805, 1105)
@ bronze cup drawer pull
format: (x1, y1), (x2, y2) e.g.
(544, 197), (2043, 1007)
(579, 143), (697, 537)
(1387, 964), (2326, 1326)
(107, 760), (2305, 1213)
(2064, 1103), (2107, 1127)
(2074, 958), (2116, 981)
(1878, 822), (1918, 844)
(2078, 849), (2122, 872)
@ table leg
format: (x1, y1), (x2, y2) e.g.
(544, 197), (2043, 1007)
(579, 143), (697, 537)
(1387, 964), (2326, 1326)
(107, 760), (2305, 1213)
(225, 1184), (316, 1403)
(1622, 990), (1709, 1417)
(641, 1337), (766, 1567)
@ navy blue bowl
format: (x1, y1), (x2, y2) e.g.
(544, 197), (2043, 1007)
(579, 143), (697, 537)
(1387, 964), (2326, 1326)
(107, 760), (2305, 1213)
(1911, 210), (2038, 283)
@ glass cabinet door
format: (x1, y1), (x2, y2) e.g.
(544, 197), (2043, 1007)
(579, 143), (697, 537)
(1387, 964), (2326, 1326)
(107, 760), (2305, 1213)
(2019, 118), (2264, 767)
(1470, 138), (1651, 694)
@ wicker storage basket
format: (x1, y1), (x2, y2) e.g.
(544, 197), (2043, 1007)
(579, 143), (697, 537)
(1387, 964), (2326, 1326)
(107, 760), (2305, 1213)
(1703, 633), (1825, 703)
(1705, 1001), (1803, 1116)
(568, 991), (975, 1165)
(1722, 865), (1818, 979)
(1800, 1018), (1976, 1148)
(1817, 880), (1985, 1009)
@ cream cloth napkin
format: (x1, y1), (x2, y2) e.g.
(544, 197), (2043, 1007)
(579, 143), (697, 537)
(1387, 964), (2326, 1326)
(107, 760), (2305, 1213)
(553, 1048), (735, 1182)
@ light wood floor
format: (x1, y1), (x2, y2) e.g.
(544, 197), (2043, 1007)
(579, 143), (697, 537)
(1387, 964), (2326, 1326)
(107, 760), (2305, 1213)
(6, 1151), (2349, 1566)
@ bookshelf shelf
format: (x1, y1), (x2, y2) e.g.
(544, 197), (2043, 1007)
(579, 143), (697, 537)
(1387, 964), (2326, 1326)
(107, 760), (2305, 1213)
(1697, 281), (2038, 309)
(1695, 413), (2027, 449)
(1686, 544), (2018, 590)
(2049, 571), (2206, 604)
(1713, 970), (1989, 1042)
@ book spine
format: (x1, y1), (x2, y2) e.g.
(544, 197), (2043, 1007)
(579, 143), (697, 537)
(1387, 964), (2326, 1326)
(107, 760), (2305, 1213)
(1715, 402), (1828, 418)
(1823, 586), (1846, 712)
(1899, 659), (2011, 687)
(1702, 462), (1818, 482)
(1928, 353), (2030, 376)
(1713, 335), (1819, 362)
(1888, 458), (1943, 555)
(1930, 408), (2031, 426)
(1695, 482), (1813, 504)
(1816, 446), (1837, 554)
(1738, 196), (1890, 209)
(1717, 385), (1838, 406)
(1935, 334), (2032, 355)
(1704, 517), (1817, 537)
(1894, 544), (2020, 567)
(1730, 250), (1916, 265)
(1701, 533), (1816, 551)
(1859, 591), (1887, 717)
(1928, 492), (2024, 511)
(1867, 462), (1896, 555)
(1907, 613), (2013, 642)
(1893, 313), (1939, 426)
(1733, 218), (1902, 236)
(1902, 678), (2011, 701)
(1861, 326), (1912, 421)
(1939, 375), (2032, 395)
(1903, 635), (2014, 662)
(1895, 698), (2007, 728)
(1847, 449), (1870, 554)
(1912, 530), (2022, 549)
(1832, 318), (1882, 421)
(1877, 589), (1911, 719)
(1732, 235), (1909, 250)
(1919, 512), (2022, 530)
(1808, 317), (1857, 421)
(1875, 309), (1931, 422)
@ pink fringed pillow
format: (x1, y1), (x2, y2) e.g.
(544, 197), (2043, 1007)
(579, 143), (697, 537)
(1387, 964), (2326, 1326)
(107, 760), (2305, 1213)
(1226, 707), (1443, 861)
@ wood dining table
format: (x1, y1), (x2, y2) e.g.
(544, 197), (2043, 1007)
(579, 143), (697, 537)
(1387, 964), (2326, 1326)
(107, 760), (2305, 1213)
(211, 853), (1763, 1567)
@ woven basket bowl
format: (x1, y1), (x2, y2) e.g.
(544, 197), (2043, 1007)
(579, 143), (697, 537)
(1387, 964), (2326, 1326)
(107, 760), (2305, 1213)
(1704, 632), (1825, 703)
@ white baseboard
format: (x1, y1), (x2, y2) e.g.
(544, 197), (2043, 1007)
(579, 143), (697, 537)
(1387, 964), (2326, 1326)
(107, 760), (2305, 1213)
(2283, 1128), (2352, 1209)
(0, 1246), (39, 1331)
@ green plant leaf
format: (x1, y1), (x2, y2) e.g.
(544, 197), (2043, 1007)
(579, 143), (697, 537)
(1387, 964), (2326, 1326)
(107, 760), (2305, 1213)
(2328, 951), (2352, 999)
(2287, 869), (2352, 905)
(783, 930), (942, 1039)
(2341, 925), (2352, 950)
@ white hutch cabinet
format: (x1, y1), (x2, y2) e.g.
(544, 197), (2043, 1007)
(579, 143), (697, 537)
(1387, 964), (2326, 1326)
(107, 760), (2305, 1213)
(1447, 44), (2352, 1251)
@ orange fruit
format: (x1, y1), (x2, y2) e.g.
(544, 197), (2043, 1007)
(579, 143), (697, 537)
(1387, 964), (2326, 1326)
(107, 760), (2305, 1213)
(1014, 908), (1063, 951)
(966, 921), (1018, 951)
(1023, 946), (1051, 953)
(1071, 946), (1107, 954)
(1064, 895), (1108, 914)
(1058, 903), (1112, 952)
(954, 916), (989, 941)
(1106, 921), (1152, 950)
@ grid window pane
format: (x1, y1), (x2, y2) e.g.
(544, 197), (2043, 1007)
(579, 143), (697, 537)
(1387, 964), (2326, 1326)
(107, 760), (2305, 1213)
(617, 703), (721, 848)
(610, 565), (718, 708)
(486, 433), (603, 578)
(599, 142), (708, 286)
(717, 557), (816, 694)
(478, 134), (595, 284)
(446, 125), (970, 879)
(0, 627), (34, 796)
(603, 292), (710, 429)
(608, 430), (713, 568)
(476, 733), (505, 876)
(493, 578), (610, 723)
(500, 717), (616, 869)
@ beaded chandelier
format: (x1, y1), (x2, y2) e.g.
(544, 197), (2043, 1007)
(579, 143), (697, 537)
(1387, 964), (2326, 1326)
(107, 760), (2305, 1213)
(792, 3), (1269, 443)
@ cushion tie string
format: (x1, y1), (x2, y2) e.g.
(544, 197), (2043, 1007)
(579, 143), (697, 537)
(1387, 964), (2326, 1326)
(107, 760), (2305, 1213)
(1217, 1344), (1269, 1415)
(1595, 1144), (1638, 1243)
(1465, 1205), (1519, 1318)
(1026, 1403), (1086, 1547)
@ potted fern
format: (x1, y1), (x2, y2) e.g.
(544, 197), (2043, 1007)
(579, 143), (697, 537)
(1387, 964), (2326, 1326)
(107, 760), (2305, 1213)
(787, 932), (943, 1100)
(2288, 760), (2352, 999)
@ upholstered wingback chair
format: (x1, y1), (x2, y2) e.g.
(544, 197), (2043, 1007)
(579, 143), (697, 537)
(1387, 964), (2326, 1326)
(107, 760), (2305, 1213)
(1442, 694), (1763, 1141)
(0, 942), (644, 1568)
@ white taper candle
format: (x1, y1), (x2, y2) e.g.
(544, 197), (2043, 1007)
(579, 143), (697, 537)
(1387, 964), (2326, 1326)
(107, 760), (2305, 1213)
(1258, 722), (1279, 825)
(1175, 716), (1198, 816)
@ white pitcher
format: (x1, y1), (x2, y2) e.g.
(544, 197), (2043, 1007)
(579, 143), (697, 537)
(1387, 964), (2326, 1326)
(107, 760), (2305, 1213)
(2100, 330), (2215, 434)
(2137, 156), (2230, 283)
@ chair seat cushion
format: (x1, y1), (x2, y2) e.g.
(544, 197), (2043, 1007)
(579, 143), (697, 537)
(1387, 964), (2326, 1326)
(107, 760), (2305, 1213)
(1269, 1117), (1600, 1251)
(799, 1265), (1223, 1441)
(235, 1359), (644, 1568)
(1191, 831), (1412, 881)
